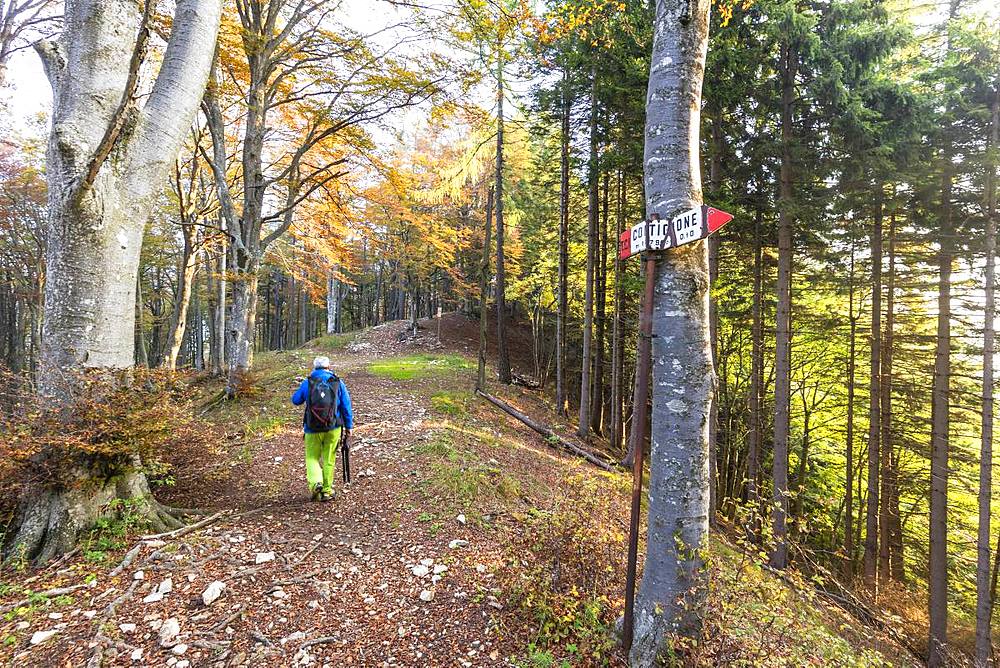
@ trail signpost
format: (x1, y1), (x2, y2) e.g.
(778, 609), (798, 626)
(621, 204), (733, 653)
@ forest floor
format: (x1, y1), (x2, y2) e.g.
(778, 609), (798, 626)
(0, 314), (919, 667)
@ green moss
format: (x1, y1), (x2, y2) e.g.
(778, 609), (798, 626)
(430, 390), (472, 416)
(310, 333), (356, 350)
(368, 354), (473, 381)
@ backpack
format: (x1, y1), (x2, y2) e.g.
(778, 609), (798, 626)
(305, 373), (341, 432)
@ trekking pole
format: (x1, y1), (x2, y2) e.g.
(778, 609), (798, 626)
(342, 431), (351, 484)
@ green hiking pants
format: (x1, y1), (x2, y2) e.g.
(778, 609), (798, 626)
(304, 428), (342, 495)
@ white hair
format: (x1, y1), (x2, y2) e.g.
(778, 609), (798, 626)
(313, 356), (331, 369)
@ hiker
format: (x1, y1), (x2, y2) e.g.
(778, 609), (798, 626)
(291, 356), (354, 501)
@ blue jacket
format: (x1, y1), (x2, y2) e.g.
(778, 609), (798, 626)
(292, 369), (354, 433)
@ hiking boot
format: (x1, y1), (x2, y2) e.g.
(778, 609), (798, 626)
(320, 491), (334, 502)
(311, 483), (323, 502)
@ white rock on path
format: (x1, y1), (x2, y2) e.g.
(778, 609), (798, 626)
(119, 623), (137, 633)
(142, 591), (164, 604)
(133, 570), (145, 580)
(172, 643), (188, 655)
(411, 565), (430, 578)
(433, 564), (448, 575)
(457, 514), (466, 525)
(157, 578), (173, 595)
(255, 552), (275, 564)
(30, 630), (57, 645)
(159, 617), (181, 646)
(130, 647), (143, 662)
(419, 590), (435, 602)
(448, 540), (468, 549)
(202, 581), (226, 606)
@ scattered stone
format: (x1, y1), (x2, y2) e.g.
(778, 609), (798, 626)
(431, 575), (441, 585)
(457, 514), (466, 525)
(172, 643), (188, 655)
(271, 589), (288, 600)
(133, 570), (145, 580)
(475, 564), (487, 573)
(30, 630), (57, 645)
(176, 661), (190, 668)
(142, 591), (164, 604)
(159, 617), (180, 646)
(202, 581), (226, 606)
(144, 539), (166, 548)
(82, 610), (96, 619)
(186, 574), (197, 583)
(419, 558), (434, 567)
(448, 540), (468, 549)
(119, 623), (137, 634)
(255, 552), (275, 564)
(157, 578), (174, 595)
(47, 612), (63, 620)
(351, 546), (363, 558)
(364, 596), (376, 605)
(16, 621), (29, 630)
(130, 647), (144, 662)
(411, 565), (430, 578)
(433, 564), (448, 575)
(418, 590), (435, 602)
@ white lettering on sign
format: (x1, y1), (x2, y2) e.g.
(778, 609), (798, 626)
(619, 205), (733, 260)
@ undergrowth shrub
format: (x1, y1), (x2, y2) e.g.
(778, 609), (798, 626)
(500, 473), (627, 665)
(0, 367), (221, 501)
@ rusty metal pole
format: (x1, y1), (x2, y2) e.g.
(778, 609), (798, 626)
(623, 247), (658, 654)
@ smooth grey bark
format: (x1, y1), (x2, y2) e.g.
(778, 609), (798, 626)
(7, 0), (222, 565)
(578, 63), (598, 439)
(630, 0), (712, 663)
(326, 268), (340, 335)
(164, 222), (199, 371)
(975, 84), (998, 668)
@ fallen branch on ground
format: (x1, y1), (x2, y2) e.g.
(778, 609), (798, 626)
(475, 390), (619, 472)
(0, 582), (92, 614)
(140, 510), (226, 541)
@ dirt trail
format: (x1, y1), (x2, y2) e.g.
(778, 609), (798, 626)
(3, 323), (516, 668)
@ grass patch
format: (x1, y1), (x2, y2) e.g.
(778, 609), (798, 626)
(413, 431), (521, 508)
(310, 333), (355, 350)
(430, 390), (472, 416)
(369, 354), (473, 381)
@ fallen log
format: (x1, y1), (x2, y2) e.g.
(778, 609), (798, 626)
(475, 390), (620, 472)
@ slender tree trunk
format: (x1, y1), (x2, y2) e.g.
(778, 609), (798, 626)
(867, 193), (883, 587)
(611, 170), (626, 453)
(327, 268), (340, 335)
(883, 209), (903, 582)
(164, 225), (199, 370)
(494, 45), (512, 385)
(929, 117), (954, 668)
(845, 222), (858, 576)
(591, 169), (609, 434)
(630, 0), (712, 659)
(556, 64), (570, 417)
(771, 41), (798, 569)
(578, 63), (598, 439)
(748, 203), (763, 508)
(477, 187), (494, 391)
(975, 84), (999, 668)
(707, 111), (723, 524)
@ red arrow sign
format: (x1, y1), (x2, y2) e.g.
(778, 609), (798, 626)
(705, 206), (734, 233)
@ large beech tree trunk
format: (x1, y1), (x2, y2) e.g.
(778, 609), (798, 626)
(866, 193), (883, 586)
(5, 0), (222, 565)
(629, 0), (712, 662)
